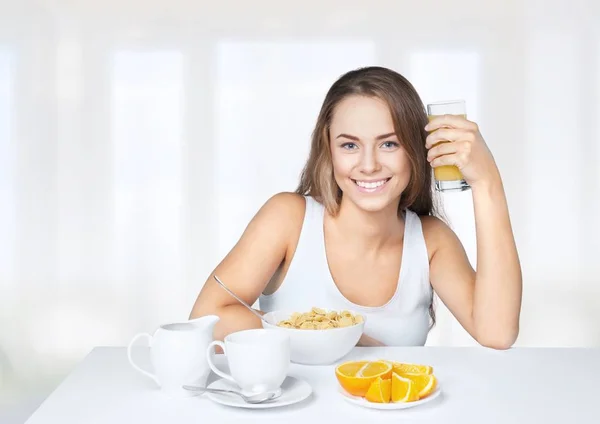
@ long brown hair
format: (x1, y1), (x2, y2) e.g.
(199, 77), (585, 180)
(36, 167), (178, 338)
(295, 66), (442, 328)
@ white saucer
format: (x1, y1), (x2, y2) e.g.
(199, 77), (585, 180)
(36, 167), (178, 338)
(339, 386), (442, 410)
(205, 376), (312, 409)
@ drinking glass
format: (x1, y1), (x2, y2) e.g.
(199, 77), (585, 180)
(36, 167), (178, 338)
(426, 99), (471, 192)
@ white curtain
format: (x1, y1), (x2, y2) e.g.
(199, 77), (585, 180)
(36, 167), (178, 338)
(1, 0), (599, 420)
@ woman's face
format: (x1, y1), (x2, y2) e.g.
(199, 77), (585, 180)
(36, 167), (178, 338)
(329, 95), (411, 213)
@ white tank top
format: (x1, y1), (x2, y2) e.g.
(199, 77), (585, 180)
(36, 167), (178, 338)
(259, 196), (433, 346)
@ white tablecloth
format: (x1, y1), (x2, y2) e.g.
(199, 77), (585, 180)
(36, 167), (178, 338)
(25, 346), (600, 423)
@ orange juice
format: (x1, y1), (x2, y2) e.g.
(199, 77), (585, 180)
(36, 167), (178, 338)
(427, 114), (466, 182)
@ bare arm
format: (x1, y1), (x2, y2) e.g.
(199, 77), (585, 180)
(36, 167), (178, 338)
(424, 181), (522, 350)
(470, 175), (522, 347)
(425, 115), (522, 349)
(189, 192), (305, 341)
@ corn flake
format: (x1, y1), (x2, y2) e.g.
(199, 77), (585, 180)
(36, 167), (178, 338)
(276, 307), (364, 330)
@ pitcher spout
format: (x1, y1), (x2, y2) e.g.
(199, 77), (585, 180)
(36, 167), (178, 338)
(188, 314), (220, 331)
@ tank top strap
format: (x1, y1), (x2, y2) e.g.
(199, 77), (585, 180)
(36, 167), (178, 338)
(402, 208), (432, 298)
(300, 195), (325, 242)
(303, 195), (324, 218)
(286, 196), (326, 268)
(404, 209), (428, 260)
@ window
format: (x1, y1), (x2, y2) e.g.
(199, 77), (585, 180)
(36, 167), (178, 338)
(111, 51), (185, 290)
(0, 48), (14, 287)
(214, 39), (376, 257)
(523, 31), (583, 278)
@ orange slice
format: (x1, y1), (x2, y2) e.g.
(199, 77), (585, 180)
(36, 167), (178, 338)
(392, 362), (433, 375)
(402, 372), (438, 399)
(335, 360), (393, 397)
(391, 372), (420, 403)
(359, 361), (393, 378)
(364, 377), (391, 403)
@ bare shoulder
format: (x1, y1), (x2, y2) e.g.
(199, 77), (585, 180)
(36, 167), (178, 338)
(246, 192), (307, 243)
(418, 215), (461, 262)
(189, 192), (307, 319)
(255, 192), (306, 226)
(262, 191), (306, 213)
(253, 192), (307, 295)
(419, 214), (452, 235)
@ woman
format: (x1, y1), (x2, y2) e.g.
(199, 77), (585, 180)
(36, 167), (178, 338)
(190, 66), (522, 350)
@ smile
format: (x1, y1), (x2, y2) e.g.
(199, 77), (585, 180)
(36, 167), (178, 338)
(352, 178), (391, 192)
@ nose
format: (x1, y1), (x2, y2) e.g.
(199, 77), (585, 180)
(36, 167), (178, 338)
(360, 149), (381, 174)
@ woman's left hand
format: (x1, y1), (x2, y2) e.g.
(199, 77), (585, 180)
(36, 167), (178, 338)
(425, 115), (499, 188)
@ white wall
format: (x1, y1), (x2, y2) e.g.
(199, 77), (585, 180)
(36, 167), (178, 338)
(0, 0), (599, 421)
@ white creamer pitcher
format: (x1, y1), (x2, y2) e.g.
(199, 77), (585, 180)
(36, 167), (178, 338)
(127, 315), (219, 397)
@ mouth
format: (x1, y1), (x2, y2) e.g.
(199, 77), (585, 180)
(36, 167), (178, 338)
(351, 177), (391, 193)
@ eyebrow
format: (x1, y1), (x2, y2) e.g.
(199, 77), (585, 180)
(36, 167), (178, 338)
(335, 132), (397, 141)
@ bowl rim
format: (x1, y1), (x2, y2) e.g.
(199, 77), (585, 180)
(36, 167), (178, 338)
(262, 308), (366, 333)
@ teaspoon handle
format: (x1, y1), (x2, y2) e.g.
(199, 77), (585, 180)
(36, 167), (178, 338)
(213, 275), (268, 323)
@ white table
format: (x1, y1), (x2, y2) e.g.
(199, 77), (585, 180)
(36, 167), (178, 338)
(25, 346), (599, 423)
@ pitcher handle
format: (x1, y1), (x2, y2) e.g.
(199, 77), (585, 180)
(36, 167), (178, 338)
(206, 341), (236, 383)
(127, 333), (159, 385)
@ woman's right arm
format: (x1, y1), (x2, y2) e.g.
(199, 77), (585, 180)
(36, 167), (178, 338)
(189, 192), (304, 341)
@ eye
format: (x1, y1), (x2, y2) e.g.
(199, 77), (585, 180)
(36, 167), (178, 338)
(381, 141), (400, 149)
(341, 142), (358, 150)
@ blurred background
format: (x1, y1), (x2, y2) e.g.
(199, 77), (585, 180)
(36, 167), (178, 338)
(0, 0), (599, 422)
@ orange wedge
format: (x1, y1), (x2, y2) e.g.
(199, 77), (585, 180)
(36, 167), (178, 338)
(364, 377), (391, 403)
(335, 360), (393, 397)
(391, 372), (420, 403)
(402, 372), (438, 399)
(392, 362), (433, 375)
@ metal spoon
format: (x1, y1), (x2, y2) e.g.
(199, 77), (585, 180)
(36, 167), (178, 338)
(213, 275), (271, 325)
(182, 385), (281, 404)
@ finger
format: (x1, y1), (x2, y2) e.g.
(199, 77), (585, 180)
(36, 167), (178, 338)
(428, 140), (471, 162)
(430, 152), (468, 169)
(427, 140), (459, 162)
(425, 114), (478, 132)
(425, 128), (470, 149)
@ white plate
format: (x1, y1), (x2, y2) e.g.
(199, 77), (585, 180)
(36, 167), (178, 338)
(339, 385), (442, 410)
(205, 376), (312, 409)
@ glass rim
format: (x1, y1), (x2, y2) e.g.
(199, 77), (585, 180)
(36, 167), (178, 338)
(426, 99), (466, 107)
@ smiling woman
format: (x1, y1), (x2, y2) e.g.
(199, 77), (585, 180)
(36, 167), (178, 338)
(334, 129), (402, 196)
(190, 66), (522, 351)
(326, 96), (416, 213)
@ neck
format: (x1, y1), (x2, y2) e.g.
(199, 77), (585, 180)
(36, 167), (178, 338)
(333, 196), (405, 251)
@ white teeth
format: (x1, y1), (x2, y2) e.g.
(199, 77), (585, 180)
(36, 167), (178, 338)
(355, 179), (388, 189)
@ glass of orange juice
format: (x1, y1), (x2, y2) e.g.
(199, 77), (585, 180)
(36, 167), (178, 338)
(426, 100), (471, 192)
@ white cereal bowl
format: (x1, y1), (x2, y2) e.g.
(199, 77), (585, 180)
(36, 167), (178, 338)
(261, 309), (365, 365)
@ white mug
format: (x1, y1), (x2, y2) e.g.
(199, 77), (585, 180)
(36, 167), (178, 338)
(127, 315), (219, 397)
(207, 329), (290, 394)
